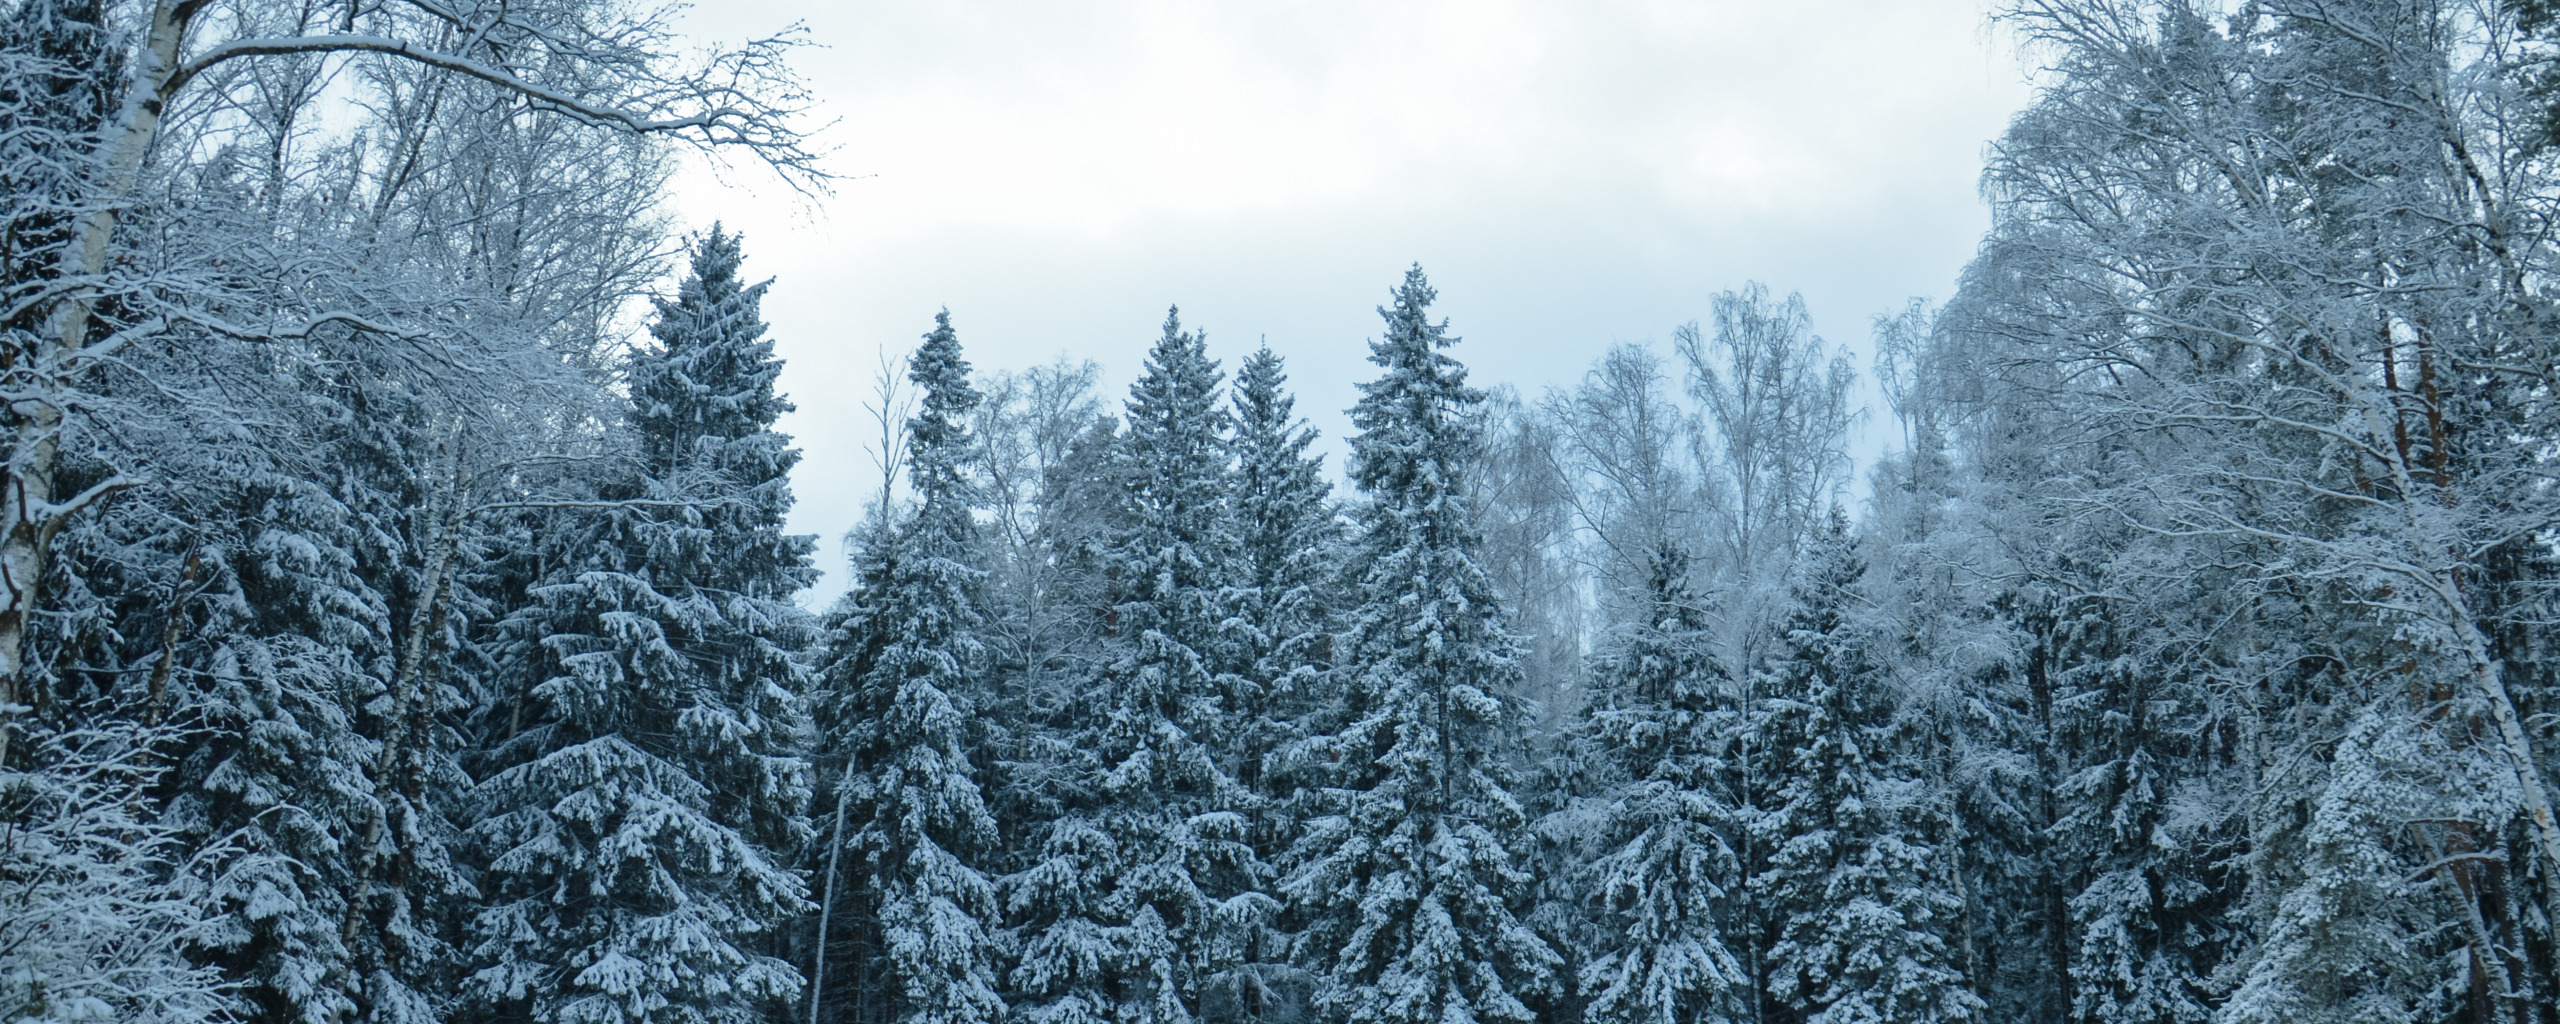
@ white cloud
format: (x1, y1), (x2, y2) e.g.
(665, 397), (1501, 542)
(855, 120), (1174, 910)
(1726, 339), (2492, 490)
(669, 0), (2034, 604)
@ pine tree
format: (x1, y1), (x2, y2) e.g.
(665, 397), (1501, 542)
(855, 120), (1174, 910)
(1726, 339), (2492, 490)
(810, 311), (1007, 1024)
(1749, 513), (1977, 1024)
(468, 229), (818, 1024)
(1009, 309), (1266, 1024)
(1281, 265), (1559, 1024)
(1576, 544), (1745, 1024)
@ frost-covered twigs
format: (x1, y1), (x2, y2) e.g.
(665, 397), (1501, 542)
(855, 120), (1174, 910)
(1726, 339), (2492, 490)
(0, 719), (234, 1024)
(1948, 0), (2560, 1017)
(0, 0), (824, 742)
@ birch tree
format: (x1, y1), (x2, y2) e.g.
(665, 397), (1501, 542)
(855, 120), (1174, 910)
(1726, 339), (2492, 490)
(0, 0), (819, 763)
(1959, 0), (2560, 1015)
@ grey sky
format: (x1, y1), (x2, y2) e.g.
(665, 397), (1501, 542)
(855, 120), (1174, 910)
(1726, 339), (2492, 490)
(672, 0), (2034, 604)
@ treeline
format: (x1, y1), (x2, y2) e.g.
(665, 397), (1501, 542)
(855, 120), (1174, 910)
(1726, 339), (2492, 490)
(10, 2), (2560, 1024)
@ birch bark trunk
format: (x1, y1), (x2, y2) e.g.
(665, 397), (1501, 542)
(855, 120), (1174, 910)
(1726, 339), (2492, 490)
(0, 0), (201, 765)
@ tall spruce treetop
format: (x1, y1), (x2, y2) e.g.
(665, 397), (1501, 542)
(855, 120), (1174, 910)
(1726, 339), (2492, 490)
(1100, 307), (1254, 861)
(903, 311), (983, 566)
(1108, 307), (1240, 701)
(814, 310), (1006, 1024)
(1231, 344), (1334, 603)
(1226, 344), (1338, 826)
(468, 231), (817, 1024)
(1749, 511), (1976, 1024)
(620, 226), (818, 848)
(1283, 265), (1559, 1024)
(631, 225), (799, 553)
(1576, 543), (1745, 1024)
(1010, 308), (1263, 1024)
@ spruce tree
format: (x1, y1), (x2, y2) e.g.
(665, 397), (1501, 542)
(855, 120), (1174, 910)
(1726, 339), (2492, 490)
(468, 228), (818, 1024)
(2042, 599), (2236, 1024)
(810, 311), (1007, 1024)
(173, 515), (383, 1024)
(165, 317), (481, 1024)
(1281, 266), (1559, 1024)
(1208, 344), (1338, 1024)
(1748, 512), (1977, 1024)
(1577, 544), (1745, 1024)
(1226, 344), (1338, 813)
(1009, 309), (1265, 1024)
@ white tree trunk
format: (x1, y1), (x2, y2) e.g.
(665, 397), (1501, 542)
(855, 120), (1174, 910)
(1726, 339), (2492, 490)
(0, 0), (196, 765)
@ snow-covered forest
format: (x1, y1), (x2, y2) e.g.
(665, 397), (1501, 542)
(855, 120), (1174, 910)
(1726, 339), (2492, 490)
(6, 1), (2560, 1023)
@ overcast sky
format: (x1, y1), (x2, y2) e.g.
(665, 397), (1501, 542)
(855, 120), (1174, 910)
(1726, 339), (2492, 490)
(670, 0), (2035, 604)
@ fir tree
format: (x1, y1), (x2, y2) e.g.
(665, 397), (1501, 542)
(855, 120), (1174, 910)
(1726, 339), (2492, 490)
(468, 229), (818, 1024)
(1281, 266), (1559, 1024)
(1577, 543), (1745, 1024)
(1009, 309), (1266, 1024)
(1749, 513), (1977, 1024)
(811, 311), (1007, 1024)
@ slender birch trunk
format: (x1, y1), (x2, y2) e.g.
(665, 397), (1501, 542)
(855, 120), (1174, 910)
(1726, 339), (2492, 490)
(0, 0), (200, 766)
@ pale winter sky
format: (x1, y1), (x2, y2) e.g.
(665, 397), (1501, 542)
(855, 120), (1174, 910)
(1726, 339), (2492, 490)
(670, 0), (2037, 605)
